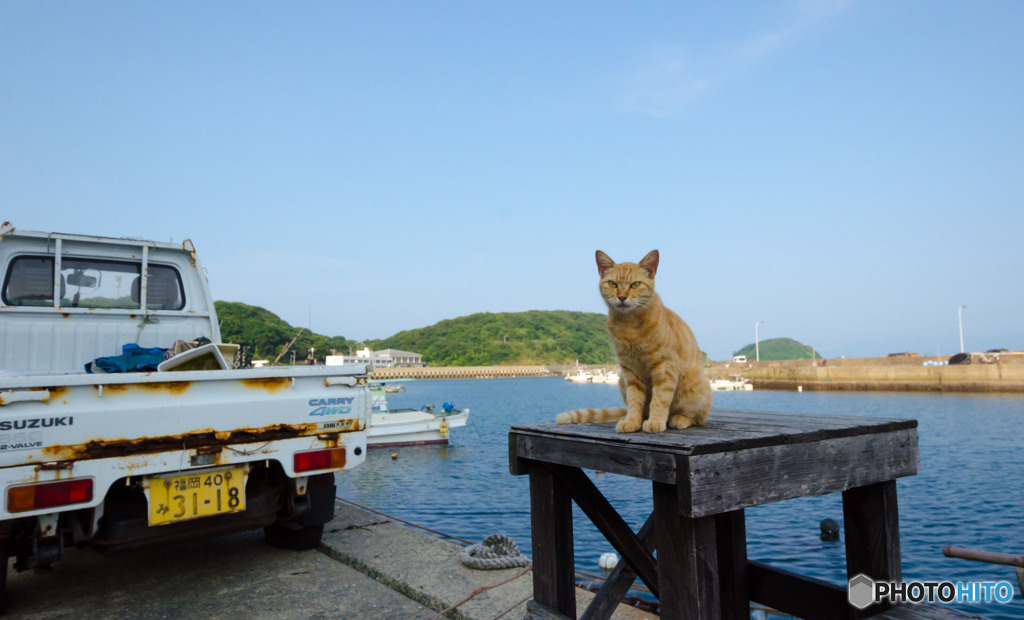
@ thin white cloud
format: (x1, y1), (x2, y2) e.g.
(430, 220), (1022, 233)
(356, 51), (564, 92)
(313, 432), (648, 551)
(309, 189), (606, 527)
(615, 1), (854, 117)
(616, 47), (717, 118)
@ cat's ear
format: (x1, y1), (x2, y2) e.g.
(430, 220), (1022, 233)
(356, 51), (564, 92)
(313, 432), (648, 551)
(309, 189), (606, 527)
(595, 250), (615, 277)
(639, 250), (659, 277)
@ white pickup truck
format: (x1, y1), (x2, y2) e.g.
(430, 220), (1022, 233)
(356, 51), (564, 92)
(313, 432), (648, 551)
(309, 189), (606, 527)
(0, 223), (368, 609)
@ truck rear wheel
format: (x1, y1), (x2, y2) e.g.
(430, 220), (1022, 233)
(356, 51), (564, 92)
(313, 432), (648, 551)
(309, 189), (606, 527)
(0, 537), (8, 613)
(263, 522), (324, 551)
(263, 473), (335, 551)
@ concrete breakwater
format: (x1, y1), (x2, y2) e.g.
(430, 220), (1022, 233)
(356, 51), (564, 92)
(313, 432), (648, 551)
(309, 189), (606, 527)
(709, 353), (1024, 393)
(371, 365), (557, 380)
(369, 354), (1024, 392)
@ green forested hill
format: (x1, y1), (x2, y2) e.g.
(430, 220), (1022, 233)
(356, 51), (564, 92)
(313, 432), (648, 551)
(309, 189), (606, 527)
(368, 310), (615, 366)
(217, 301), (815, 366)
(732, 337), (819, 361)
(216, 302), (819, 365)
(215, 301), (356, 361)
(215, 302), (614, 366)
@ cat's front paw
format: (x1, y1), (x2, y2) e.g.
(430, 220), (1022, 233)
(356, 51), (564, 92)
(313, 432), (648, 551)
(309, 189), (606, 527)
(616, 418), (641, 433)
(668, 415), (693, 429)
(642, 419), (667, 433)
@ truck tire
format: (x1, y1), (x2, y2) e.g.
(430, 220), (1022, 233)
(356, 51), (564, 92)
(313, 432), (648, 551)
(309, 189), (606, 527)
(0, 537), (9, 613)
(263, 522), (324, 551)
(264, 473), (335, 551)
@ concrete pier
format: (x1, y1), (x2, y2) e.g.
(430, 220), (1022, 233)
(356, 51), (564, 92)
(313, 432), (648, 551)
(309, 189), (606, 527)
(708, 353), (1024, 393)
(323, 502), (655, 619)
(372, 365), (557, 380)
(372, 353), (1024, 391)
(5, 501), (655, 619)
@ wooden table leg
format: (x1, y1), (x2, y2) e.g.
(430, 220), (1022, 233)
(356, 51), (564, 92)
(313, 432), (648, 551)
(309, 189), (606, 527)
(653, 481), (720, 619)
(530, 462), (576, 618)
(715, 509), (748, 620)
(843, 480), (901, 615)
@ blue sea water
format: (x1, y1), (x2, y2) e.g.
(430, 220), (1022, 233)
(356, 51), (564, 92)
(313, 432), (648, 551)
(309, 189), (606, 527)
(334, 376), (1024, 618)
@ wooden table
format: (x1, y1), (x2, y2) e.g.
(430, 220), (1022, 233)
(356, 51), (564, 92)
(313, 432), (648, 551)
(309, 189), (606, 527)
(508, 409), (921, 620)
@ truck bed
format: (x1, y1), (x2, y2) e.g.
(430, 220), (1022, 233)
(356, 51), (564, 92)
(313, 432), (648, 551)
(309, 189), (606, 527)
(0, 364), (368, 467)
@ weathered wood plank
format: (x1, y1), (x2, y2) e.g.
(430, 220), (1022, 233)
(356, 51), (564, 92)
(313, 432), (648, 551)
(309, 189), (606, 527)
(512, 427), (918, 493)
(747, 560), (855, 620)
(513, 433), (679, 483)
(653, 481), (720, 619)
(509, 428), (530, 475)
(510, 409), (918, 457)
(682, 429), (918, 517)
(711, 408), (915, 428)
(529, 462), (576, 618)
(870, 603), (988, 619)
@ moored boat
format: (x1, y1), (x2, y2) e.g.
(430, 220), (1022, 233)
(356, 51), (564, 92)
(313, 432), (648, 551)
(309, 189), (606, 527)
(366, 384), (469, 447)
(565, 368), (594, 383)
(593, 369), (621, 384)
(709, 376), (754, 391)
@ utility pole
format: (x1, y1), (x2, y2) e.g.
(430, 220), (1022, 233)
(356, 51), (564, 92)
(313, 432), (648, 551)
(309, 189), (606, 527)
(958, 305), (966, 353)
(755, 321), (765, 362)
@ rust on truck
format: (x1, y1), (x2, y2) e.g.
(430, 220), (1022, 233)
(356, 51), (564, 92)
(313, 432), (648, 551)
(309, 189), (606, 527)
(0, 385), (67, 405)
(90, 382), (192, 396)
(39, 422), (326, 461)
(241, 377), (292, 393)
(136, 381), (192, 396)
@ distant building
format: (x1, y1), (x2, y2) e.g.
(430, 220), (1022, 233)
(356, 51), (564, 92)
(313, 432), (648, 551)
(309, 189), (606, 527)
(325, 347), (424, 369)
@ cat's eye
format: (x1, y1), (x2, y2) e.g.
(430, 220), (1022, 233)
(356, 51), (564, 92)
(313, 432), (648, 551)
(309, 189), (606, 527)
(630, 282), (641, 289)
(606, 281), (618, 288)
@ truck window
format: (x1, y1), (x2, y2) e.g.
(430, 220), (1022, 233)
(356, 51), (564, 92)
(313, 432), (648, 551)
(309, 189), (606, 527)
(2, 256), (185, 310)
(3, 256), (59, 306)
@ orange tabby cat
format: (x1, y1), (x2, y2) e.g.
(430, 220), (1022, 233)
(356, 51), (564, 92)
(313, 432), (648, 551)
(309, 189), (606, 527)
(557, 250), (712, 433)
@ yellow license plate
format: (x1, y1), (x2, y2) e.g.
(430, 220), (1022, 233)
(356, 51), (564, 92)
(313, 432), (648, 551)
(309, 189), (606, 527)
(147, 465), (247, 526)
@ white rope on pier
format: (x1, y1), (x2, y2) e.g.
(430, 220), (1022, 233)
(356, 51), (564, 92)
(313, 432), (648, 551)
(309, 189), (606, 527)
(460, 534), (532, 570)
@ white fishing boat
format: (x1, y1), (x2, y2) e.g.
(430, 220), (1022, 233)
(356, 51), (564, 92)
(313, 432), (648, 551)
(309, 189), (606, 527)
(709, 376), (754, 391)
(593, 369), (621, 385)
(565, 368), (594, 383)
(366, 384), (469, 447)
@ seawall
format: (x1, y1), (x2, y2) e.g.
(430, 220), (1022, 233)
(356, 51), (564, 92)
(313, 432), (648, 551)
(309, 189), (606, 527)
(367, 355), (1024, 392)
(371, 365), (557, 380)
(708, 354), (1024, 393)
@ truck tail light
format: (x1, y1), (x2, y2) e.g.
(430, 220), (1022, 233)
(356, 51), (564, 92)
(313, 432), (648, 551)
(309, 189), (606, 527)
(8, 479), (94, 513)
(294, 447), (346, 473)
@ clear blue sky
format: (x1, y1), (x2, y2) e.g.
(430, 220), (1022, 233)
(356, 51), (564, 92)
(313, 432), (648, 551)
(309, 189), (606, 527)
(3, 2), (1022, 361)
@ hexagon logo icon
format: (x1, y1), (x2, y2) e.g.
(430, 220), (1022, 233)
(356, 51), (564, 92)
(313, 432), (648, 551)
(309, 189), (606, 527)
(848, 573), (875, 610)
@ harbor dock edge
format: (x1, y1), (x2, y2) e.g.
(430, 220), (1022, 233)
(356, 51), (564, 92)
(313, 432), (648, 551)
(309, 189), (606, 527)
(322, 501), (655, 619)
(369, 354), (1024, 392)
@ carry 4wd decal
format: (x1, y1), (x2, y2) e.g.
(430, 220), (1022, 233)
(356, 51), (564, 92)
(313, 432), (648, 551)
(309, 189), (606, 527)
(308, 397), (353, 417)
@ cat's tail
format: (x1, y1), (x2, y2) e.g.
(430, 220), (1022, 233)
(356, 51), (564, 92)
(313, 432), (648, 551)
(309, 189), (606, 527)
(556, 407), (627, 425)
